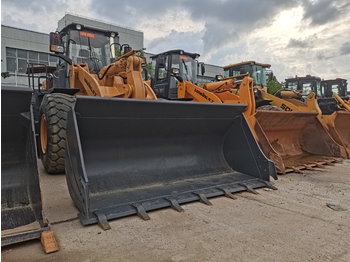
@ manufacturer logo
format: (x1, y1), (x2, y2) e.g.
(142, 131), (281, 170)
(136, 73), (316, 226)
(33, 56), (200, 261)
(194, 88), (214, 103)
(281, 103), (292, 111)
(84, 78), (97, 96)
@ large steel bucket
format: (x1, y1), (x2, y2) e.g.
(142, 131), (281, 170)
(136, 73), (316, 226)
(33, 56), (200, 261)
(322, 111), (350, 158)
(254, 110), (343, 173)
(1, 86), (48, 246)
(65, 97), (277, 228)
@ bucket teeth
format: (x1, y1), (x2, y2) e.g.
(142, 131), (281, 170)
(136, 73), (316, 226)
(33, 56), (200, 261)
(93, 212), (111, 231)
(303, 164), (315, 171)
(311, 162), (325, 169)
(324, 160), (335, 165)
(132, 203), (150, 220)
(216, 187), (237, 199)
(261, 181), (278, 191)
(193, 192), (213, 206)
(165, 197), (184, 212)
(239, 183), (259, 194)
(290, 166), (303, 173)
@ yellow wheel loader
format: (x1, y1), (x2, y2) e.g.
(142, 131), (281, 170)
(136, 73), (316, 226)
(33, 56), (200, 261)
(25, 25), (277, 229)
(150, 56), (343, 174)
(1, 87), (57, 251)
(280, 76), (350, 158)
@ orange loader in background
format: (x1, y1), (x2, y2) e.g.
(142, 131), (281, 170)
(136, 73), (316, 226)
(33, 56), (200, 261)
(149, 53), (343, 174)
(279, 76), (350, 158)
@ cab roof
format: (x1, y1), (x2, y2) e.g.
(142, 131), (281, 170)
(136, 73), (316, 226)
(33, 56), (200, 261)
(150, 49), (200, 60)
(223, 61), (271, 69)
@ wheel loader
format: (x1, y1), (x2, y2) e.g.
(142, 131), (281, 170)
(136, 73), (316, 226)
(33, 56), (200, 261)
(279, 75), (350, 158)
(224, 64), (346, 169)
(149, 54), (343, 174)
(24, 24), (277, 229)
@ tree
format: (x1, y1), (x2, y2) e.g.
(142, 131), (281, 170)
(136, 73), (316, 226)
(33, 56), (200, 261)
(267, 79), (283, 94)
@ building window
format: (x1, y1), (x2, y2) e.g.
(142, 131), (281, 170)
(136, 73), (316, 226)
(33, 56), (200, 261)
(5, 47), (58, 74)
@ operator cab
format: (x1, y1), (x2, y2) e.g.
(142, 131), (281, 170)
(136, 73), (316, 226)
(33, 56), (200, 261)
(319, 78), (349, 114)
(321, 78), (348, 97)
(223, 61), (271, 88)
(49, 23), (118, 88)
(150, 50), (199, 99)
(285, 75), (321, 99)
(285, 75), (348, 115)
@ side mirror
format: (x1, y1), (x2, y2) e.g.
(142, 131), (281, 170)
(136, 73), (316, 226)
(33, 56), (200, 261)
(171, 68), (180, 75)
(171, 68), (183, 82)
(49, 32), (64, 54)
(215, 75), (223, 81)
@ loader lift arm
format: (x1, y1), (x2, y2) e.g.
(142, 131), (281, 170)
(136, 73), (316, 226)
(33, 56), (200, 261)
(70, 50), (157, 99)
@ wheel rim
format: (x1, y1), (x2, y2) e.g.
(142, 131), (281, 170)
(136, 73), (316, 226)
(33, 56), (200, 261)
(40, 114), (47, 154)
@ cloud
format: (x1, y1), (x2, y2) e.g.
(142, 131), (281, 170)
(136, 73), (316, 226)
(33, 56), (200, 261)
(145, 30), (203, 54)
(1, 0), (350, 81)
(330, 67), (339, 74)
(302, 0), (350, 26)
(340, 42), (350, 55)
(287, 38), (312, 48)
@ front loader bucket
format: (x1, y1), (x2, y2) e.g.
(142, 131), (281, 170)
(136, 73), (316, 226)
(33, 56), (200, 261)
(1, 86), (48, 246)
(66, 97), (277, 228)
(322, 112), (350, 158)
(254, 110), (343, 173)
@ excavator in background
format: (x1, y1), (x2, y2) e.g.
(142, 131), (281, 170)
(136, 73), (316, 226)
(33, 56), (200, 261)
(149, 53), (343, 174)
(3, 22), (278, 235)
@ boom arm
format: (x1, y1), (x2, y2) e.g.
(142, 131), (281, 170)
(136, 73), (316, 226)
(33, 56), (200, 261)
(176, 76), (256, 118)
(333, 93), (350, 112)
(70, 50), (157, 99)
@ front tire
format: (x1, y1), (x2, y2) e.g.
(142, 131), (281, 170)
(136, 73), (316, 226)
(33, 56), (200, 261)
(39, 93), (76, 174)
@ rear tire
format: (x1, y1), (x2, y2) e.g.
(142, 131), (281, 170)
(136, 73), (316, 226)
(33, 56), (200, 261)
(257, 105), (283, 111)
(39, 93), (76, 174)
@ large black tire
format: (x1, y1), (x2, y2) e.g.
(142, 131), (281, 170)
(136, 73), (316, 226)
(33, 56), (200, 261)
(39, 93), (76, 174)
(257, 105), (283, 111)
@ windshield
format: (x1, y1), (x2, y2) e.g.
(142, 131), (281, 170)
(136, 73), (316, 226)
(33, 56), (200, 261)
(224, 68), (241, 78)
(68, 30), (112, 67)
(301, 81), (313, 95)
(171, 54), (197, 83)
(251, 65), (267, 86)
(331, 84), (340, 95)
(224, 64), (267, 86)
(286, 80), (298, 91)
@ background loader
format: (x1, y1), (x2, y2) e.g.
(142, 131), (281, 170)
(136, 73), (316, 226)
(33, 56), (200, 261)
(149, 53), (343, 174)
(25, 23), (277, 229)
(280, 75), (350, 158)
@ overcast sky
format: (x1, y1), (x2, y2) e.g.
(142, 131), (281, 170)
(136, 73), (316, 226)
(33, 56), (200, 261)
(2, 0), (350, 82)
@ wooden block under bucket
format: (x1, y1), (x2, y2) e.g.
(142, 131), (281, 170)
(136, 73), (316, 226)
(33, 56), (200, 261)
(41, 230), (59, 253)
